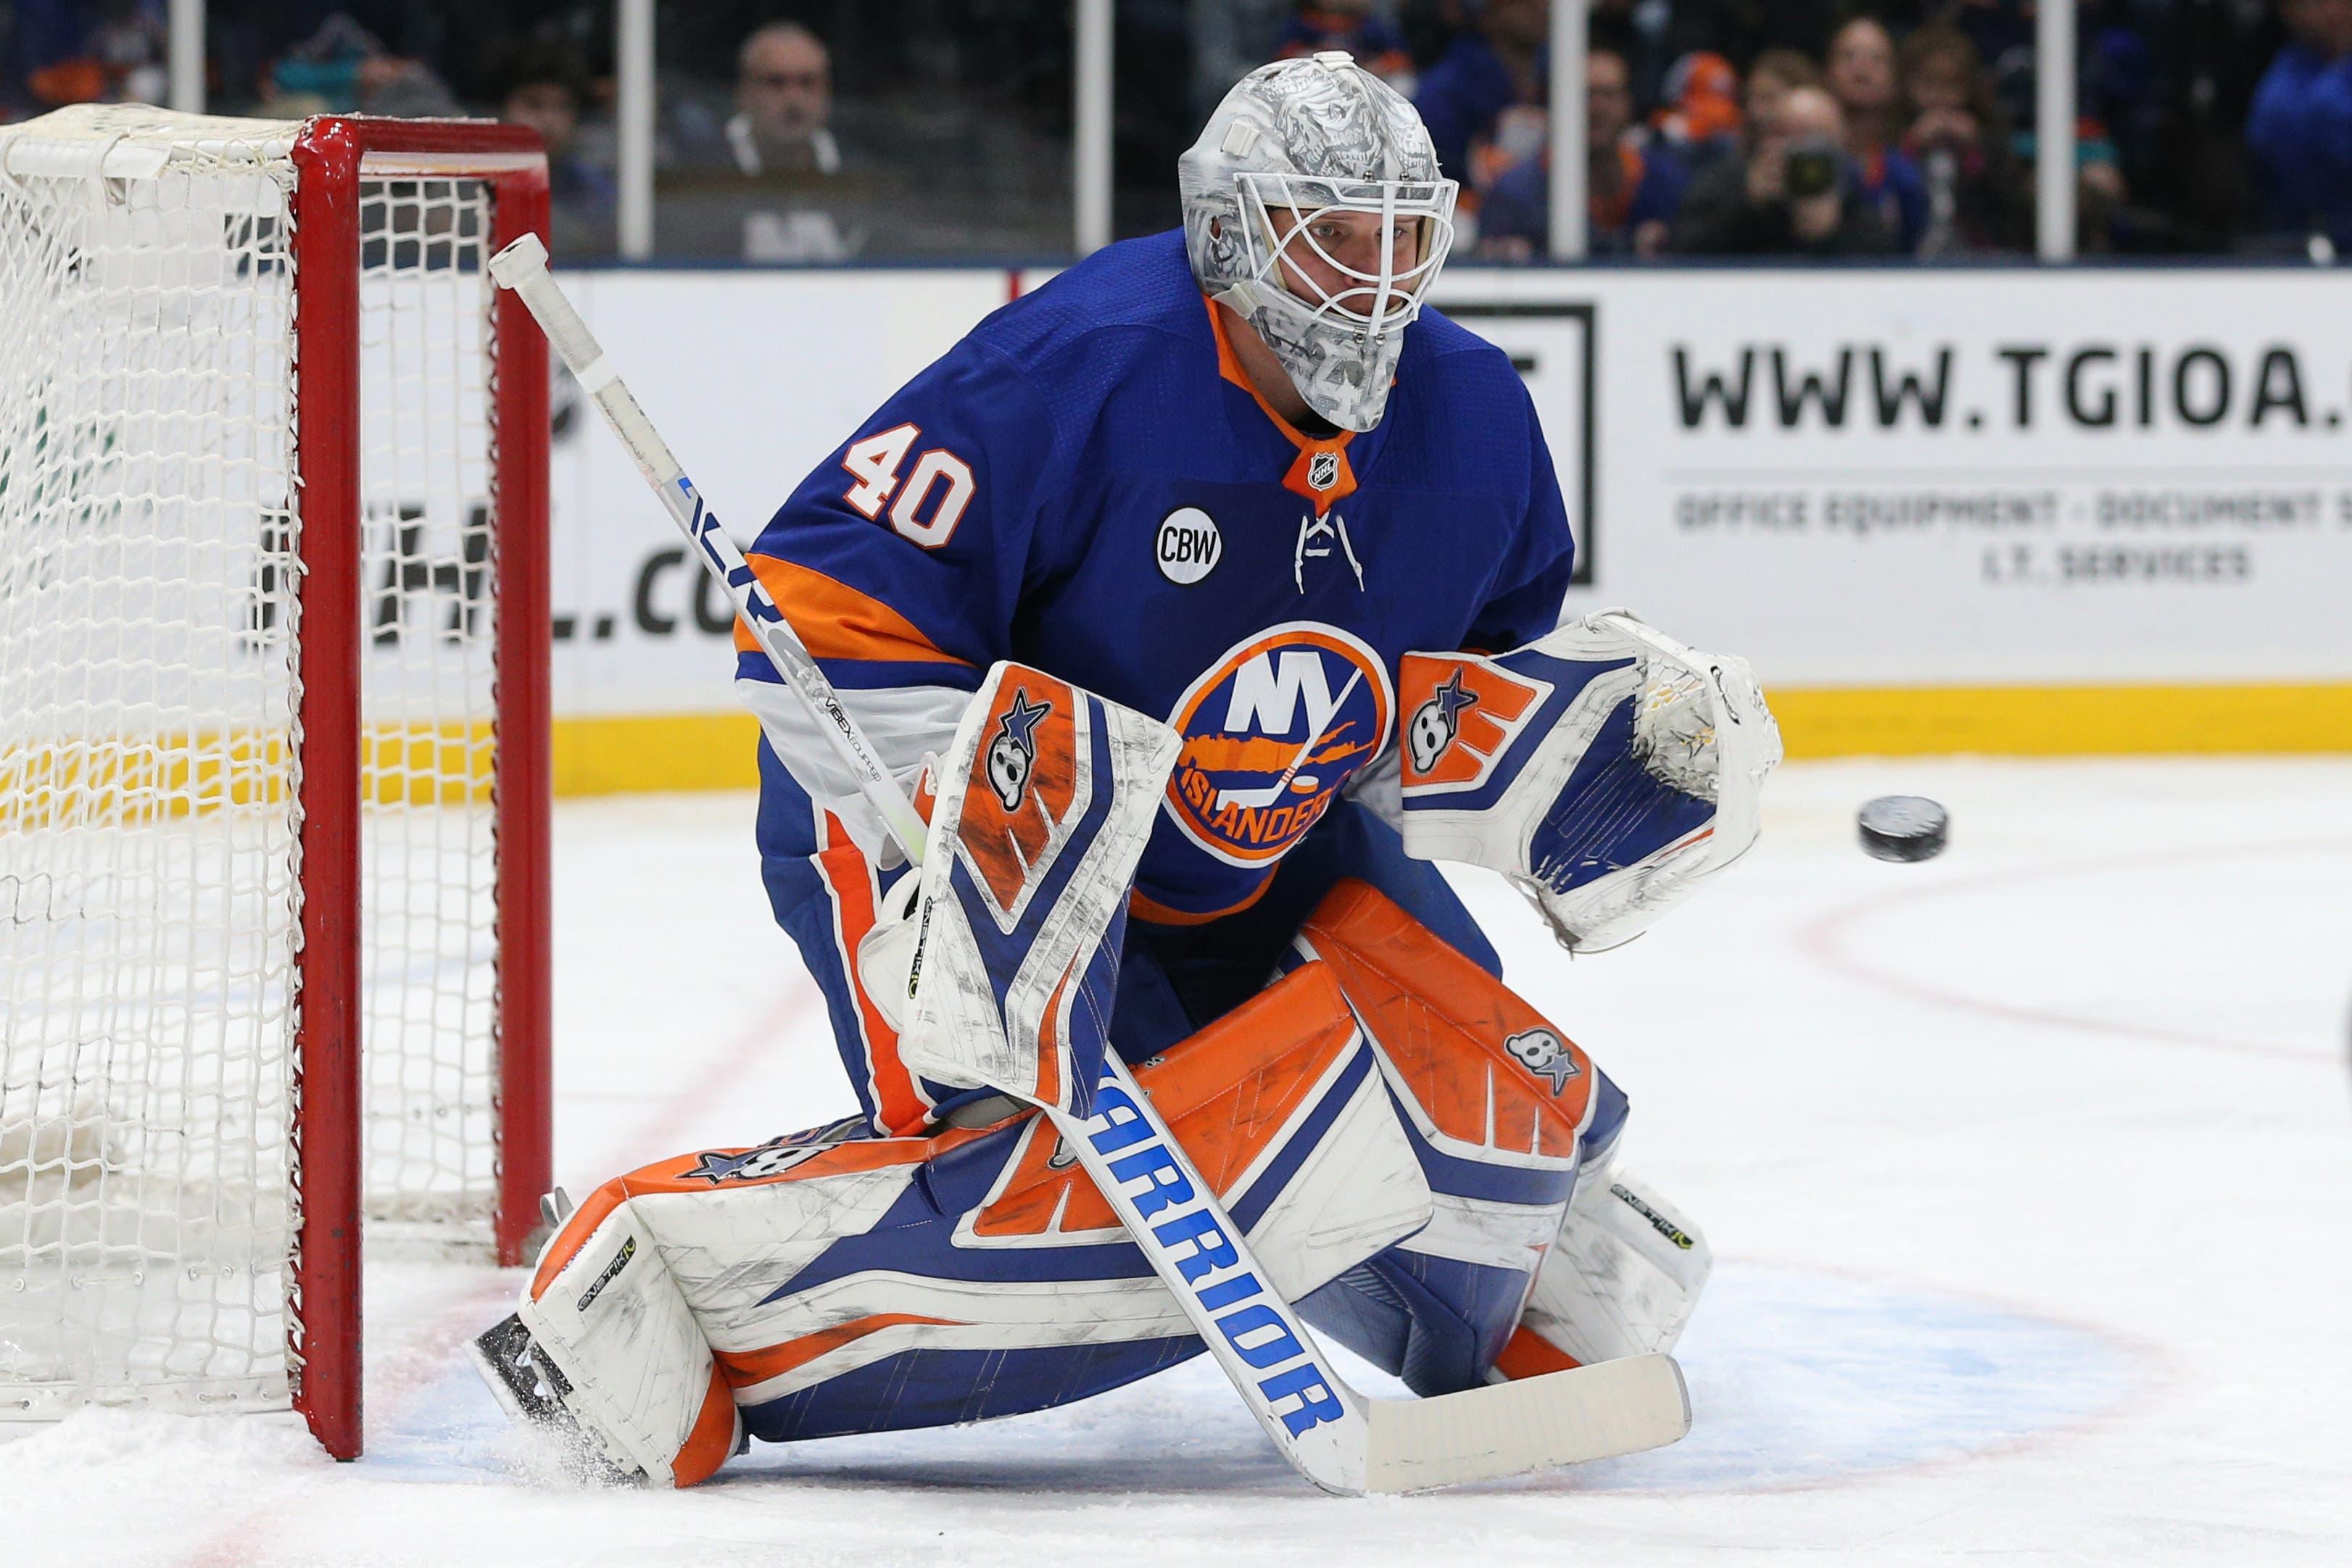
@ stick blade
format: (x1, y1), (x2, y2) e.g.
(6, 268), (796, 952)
(1361, 1352), (1691, 1494)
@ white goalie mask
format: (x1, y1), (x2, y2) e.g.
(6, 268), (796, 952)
(1180, 52), (1458, 432)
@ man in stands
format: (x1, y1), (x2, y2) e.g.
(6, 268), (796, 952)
(1825, 14), (1929, 252)
(1479, 44), (1689, 258)
(722, 21), (856, 262)
(2247, 0), (2352, 251)
(1673, 82), (1898, 255)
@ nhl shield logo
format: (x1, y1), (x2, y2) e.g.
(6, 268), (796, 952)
(1307, 450), (1341, 491)
(1504, 1027), (1583, 1097)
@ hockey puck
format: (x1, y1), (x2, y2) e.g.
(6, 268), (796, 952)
(1858, 795), (1948, 862)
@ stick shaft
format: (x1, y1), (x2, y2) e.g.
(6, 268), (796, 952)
(486, 236), (929, 861)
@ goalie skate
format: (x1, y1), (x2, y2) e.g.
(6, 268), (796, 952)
(466, 1315), (640, 1486)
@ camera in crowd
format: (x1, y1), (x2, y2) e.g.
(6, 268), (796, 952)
(1781, 136), (1844, 202)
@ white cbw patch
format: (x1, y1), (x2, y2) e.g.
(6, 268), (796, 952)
(1156, 507), (1222, 585)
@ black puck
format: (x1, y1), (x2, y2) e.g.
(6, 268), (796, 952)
(1858, 795), (1949, 862)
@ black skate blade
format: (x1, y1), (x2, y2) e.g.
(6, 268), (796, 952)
(467, 1313), (641, 1485)
(468, 1312), (571, 1427)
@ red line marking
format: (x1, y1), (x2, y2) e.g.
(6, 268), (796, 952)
(168, 973), (823, 1564)
(1799, 839), (2352, 1067)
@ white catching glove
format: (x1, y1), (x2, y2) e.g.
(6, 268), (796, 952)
(1396, 610), (1781, 953)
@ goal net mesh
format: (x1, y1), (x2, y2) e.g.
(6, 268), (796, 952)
(0, 107), (508, 1420)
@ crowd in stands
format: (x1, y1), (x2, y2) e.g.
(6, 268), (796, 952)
(4, 1), (2351, 262)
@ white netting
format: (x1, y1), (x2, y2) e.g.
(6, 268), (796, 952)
(355, 175), (502, 1243)
(0, 107), (511, 1422)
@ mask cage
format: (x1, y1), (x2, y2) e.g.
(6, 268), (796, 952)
(1233, 170), (1458, 341)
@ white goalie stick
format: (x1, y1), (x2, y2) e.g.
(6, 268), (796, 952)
(487, 234), (1690, 1494)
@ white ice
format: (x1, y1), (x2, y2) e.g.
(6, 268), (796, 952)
(8, 758), (2351, 1567)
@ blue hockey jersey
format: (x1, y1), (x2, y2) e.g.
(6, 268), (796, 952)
(741, 228), (1574, 926)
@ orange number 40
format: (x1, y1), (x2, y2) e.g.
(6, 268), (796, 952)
(841, 423), (974, 548)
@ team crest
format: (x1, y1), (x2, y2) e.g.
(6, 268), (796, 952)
(987, 689), (1053, 811)
(1307, 450), (1341, 491)
(1396, 652), (1548, 795)
(1164, 623), (1392, 868)
(1504, 1028), (1582, 1097)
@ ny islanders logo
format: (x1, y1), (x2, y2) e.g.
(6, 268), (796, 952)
(1166, 623), (1393, 866)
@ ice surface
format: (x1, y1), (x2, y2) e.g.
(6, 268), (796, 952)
(6, 758), (2349, 1566)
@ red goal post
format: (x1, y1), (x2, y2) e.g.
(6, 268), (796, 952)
(0, 109), (552, 1460)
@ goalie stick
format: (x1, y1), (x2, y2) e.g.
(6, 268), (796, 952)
(486, 234), (1690, 1494)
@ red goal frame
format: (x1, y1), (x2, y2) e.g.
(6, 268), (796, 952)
(287, 117), (552, 1461)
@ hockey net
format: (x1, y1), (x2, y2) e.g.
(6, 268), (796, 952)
(0, 107), (550, 1456)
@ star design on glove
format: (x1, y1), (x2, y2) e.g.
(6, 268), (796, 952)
(684, 1148), (766, 1183)
(1433, 668), (1478, 724)
(996, 690), (1051, 758)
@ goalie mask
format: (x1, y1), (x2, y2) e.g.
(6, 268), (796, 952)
(1180, 52), (1458, 433)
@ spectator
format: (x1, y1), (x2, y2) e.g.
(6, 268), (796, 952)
(1589, 0), (1727, 115)
(1826, 14), (1929, 250)
(1479, 45), (1688, 259)
(2246, 0), (2352, 249)
(17, 0), (165, 107)
(1672, 83), (1899, 255)
(1991, 39), (2129, 254)
(1414, 0), (1550, 189)
(497, 38), (616, 260)
(720, 22), (855, 262)
(1650, 49), (1744, 169)
(268, 14), (458, 118)
(1275, 2), (1417, 92)
(728, 24), (841, 180)
(1743, 46), (1822, 133)
(1670, 47), (1814, 190)
(1900, 22), (2028, 254)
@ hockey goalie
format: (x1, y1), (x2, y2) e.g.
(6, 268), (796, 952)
(473, 52), (1781, 1488)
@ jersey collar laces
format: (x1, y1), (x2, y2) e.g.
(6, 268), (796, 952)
(1295, 509), (1365, 592)
(1181, 53), (1459, 433)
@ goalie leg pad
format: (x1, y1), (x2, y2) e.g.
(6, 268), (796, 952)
(517, 1188), (745, 1488)
(1498, 1163), (1713, 1375)
(497, 963), (1429, 1464)
(1288, 880), (1631, 1395)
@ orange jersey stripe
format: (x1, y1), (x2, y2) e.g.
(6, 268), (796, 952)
(1127, 873), (1276, 928)
(734, 554), (974, 670)
(1203, 295), (1357, 514)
